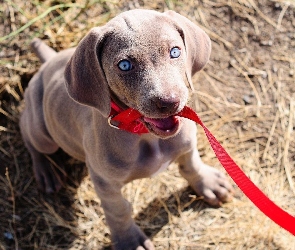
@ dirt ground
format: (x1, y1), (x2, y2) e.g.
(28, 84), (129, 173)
(1, 0), (295, 249)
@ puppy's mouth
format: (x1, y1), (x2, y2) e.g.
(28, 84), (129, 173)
(109, 94), (182, 137)
(143, 115), (181, 137)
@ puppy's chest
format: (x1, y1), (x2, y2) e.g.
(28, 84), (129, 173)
(134, 136), (191, 177)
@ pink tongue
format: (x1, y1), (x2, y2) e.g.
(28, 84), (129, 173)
(144, 116), (177, 130)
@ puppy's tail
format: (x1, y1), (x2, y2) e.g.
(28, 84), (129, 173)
(31, 38), (57, 63)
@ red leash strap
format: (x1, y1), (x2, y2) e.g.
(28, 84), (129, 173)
(178, 106), (295, 235)
(110, 104), (295, 235)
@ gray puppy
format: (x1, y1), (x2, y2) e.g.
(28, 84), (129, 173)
(20, 9), (232, 250)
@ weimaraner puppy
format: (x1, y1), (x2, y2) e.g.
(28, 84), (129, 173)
(20, 9), (233, 250)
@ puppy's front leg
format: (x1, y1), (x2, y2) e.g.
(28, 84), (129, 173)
(178, 148), (233, 206)
(87, 166), (154, 250)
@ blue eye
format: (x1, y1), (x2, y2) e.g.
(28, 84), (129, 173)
(170, 47), (181, 58)
(118, 60), (132, 71)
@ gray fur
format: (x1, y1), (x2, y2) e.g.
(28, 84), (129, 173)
(20, 9), (232, 250)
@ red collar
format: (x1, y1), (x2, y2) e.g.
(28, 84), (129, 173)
(108, 100), (149, 134)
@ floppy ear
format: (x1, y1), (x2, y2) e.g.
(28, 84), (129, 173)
(164, 11), (211, 77)
(64, 27), (111, 117)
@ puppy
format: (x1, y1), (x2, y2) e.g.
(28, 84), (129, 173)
(20, 9), (232, 250)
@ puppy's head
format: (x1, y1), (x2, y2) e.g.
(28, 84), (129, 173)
(65, 9), (211, 138)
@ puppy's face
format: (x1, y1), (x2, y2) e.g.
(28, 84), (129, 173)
(101, 15), (189, 138)
(65, 10), (211, 138)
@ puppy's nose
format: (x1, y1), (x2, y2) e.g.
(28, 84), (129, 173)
(154, 96), (180, 114)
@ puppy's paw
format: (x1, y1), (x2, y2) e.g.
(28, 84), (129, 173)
(112, 224), (154, 250)
(191, 164), (233, 206)
(33, 155), (65, 194)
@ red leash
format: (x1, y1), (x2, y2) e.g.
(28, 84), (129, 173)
(110, 103), (295, 235)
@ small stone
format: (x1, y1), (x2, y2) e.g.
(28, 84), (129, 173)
(4, 232), (14, 240)
(243, 95), (252, 105)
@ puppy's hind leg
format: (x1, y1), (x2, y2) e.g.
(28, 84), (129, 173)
(24, 140), (64, 194)
(20, 105), (65, 193)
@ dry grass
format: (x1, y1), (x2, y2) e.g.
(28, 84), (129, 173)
(1, 0), (295, 249)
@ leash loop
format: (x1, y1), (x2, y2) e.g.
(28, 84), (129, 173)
(108, 115), (120, 129)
